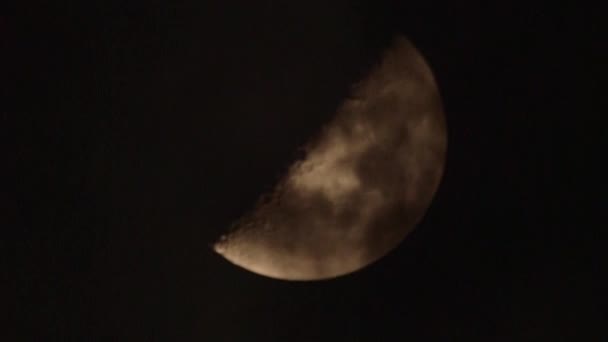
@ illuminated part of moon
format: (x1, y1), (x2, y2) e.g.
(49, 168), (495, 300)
(213, 36), (447, 281)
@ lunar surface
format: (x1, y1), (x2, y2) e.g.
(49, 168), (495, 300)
(213, 36), (447, 280)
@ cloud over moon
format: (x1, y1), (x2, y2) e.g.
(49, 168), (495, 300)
(214, 37), (447, 280)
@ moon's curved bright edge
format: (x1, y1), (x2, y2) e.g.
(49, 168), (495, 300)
(213, 36), (447, 281)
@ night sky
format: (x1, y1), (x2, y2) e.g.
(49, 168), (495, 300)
(5, 1), (604, 340)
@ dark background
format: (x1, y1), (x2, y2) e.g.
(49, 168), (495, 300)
(4, 1), (604, 340)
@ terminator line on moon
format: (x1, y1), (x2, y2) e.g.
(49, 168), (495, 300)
(213, 36), (447, 281)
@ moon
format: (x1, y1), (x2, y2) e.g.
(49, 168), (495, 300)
(213, 36), (447, 281)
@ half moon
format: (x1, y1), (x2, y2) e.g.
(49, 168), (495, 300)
(213, 36), (447, 281)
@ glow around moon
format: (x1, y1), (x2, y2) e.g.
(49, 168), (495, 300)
(213, 36), (447, 281)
